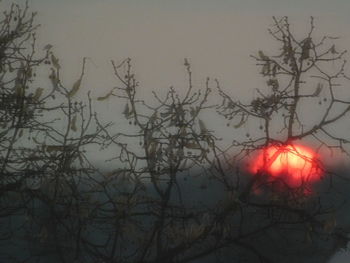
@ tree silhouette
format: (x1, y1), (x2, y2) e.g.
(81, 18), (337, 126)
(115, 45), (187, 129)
(0, 2), (108, 261)
(1, 2), (350, 263)
(94, 16), (350, 261)
(216, 16), (350, 262)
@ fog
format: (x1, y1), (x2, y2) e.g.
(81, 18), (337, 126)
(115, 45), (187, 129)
(2, 0), (350, 261)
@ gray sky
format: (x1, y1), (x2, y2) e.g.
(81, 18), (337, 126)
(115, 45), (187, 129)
(10, 0), (350, 261)
(27, 0), (350, 102)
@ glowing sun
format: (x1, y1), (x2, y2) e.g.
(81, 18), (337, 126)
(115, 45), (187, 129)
(251, 144), (323, 188)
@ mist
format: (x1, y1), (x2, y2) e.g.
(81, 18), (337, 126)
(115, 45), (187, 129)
(1, 0), (350, 262)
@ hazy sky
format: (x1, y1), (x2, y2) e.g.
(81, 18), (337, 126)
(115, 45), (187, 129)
(27, 0), (350, 103)
(8, 0), (350, 261)
(25, 0), (350, 154)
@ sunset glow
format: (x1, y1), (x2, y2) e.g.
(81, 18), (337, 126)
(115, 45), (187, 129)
(251, 144), (323, 188)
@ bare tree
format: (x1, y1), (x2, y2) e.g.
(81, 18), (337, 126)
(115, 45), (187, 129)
(216, 16), (350, 262)
(0, 2), (109, 262)
(90, 16), (350, 263)
(1, 3), (350, 263)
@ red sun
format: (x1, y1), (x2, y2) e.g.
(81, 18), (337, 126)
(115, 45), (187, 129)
(250, 144), (323, 188)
